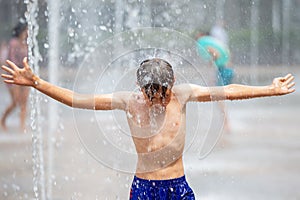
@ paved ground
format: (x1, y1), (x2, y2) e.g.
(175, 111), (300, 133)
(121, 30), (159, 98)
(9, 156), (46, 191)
(0, 65), (299, 200)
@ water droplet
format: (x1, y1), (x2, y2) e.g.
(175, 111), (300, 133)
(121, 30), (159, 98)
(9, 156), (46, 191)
(43, 43), (49, 49)
(99, 25), (107, 31)
(127, 112), (133, 119)
(136, 115), (141, 124)
(68, 28), (75, 37)
(175, 9), (181, 14)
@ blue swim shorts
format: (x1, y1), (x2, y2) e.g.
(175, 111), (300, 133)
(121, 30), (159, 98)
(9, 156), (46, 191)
(130, 175), (195, 200)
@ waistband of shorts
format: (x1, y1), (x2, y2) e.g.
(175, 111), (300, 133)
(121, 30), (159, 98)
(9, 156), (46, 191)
(133, 175), (187, 187)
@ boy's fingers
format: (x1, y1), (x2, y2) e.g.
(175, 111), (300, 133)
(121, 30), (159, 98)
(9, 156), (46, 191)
(288, 88), (295, 93)
(6, 60), (19, 70)
(285, 76), (294, 85)
(23, 57), (30, 69)
(284, 74), (292, 80)
(4, 79), (14, 84)
(1, 74), (13, 79)
(287, 82), (295, 89)
(1, 65), (14, 74)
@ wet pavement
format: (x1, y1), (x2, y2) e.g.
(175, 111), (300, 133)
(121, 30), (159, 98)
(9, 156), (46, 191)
(0, 66), (299, 200)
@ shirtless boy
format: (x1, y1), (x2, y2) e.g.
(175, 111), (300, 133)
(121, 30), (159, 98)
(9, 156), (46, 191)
(1, 57), (295, 199)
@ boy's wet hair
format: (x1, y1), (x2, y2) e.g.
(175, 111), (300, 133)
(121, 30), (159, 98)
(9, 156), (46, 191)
(137, 58), (174, 102)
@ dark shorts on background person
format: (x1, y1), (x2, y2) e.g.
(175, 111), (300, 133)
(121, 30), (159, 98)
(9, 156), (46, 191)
(130, 175), (195, 200)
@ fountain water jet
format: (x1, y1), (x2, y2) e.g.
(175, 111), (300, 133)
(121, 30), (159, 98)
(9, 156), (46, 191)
(47, 0), (60, 199)
(25, 0), (46, 199)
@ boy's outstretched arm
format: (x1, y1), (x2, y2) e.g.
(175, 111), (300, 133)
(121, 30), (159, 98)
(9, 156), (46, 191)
(181, 74), (295, 102)
(1, 57), (128, 110)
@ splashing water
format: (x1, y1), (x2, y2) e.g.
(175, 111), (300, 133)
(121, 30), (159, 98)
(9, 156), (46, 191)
(71, 28), (222, 175)
(25, 0), (46, 199)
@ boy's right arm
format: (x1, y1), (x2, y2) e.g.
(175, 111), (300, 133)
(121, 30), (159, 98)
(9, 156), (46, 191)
(1, 57), (128, 110)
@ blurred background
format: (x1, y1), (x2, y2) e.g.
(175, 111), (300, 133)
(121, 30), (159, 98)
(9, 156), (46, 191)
(1, 0), (300, 66)
(0, 0), (299, 199)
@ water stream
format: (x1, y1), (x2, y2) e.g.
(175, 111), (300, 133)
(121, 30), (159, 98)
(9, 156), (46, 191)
(25, 0), (46, 199)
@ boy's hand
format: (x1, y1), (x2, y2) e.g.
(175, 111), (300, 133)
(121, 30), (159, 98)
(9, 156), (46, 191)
(271, 74), (295, 95)
(1, 57), (38, 87)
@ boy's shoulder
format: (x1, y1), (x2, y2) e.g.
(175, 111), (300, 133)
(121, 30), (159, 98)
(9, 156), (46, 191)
(172, 84), (193, 105)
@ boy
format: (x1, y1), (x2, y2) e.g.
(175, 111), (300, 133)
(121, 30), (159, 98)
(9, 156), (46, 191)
(1, 57), (295, 199)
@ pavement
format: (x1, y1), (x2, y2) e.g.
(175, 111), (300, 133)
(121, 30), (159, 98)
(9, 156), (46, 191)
(0, 65), (299, 200)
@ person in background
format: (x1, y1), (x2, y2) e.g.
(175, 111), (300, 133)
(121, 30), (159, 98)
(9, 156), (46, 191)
(196, 31), (234, 132)
(209, 20), (234, 87)
(0, 41), (9, 66)
(1, 21), (28, 132)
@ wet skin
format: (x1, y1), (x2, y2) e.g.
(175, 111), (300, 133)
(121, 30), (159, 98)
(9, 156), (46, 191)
(127, 88), (187, 180)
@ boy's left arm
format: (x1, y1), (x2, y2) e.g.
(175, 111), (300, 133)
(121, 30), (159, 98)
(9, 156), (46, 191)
(186, 74), (295, 102)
